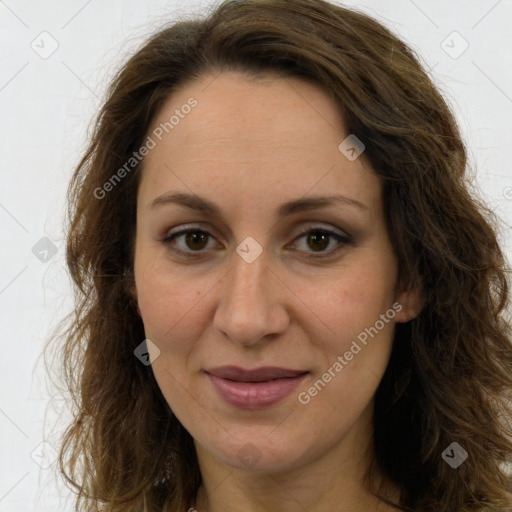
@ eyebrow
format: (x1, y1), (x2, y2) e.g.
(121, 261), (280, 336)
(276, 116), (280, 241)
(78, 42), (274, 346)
(149, 192), (367, 217)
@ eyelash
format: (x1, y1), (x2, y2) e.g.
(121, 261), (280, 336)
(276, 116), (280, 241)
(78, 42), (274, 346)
(161, 225), (351, 259)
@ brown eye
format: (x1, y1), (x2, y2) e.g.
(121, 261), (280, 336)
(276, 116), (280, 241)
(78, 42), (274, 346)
(306, 232), (331, 252)
(292, 228), (351, 258)
(183, 231), (209, 250)
(162, 229), (216, 256)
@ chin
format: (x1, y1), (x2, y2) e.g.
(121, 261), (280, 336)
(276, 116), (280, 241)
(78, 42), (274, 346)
(196, 428), (316, 473)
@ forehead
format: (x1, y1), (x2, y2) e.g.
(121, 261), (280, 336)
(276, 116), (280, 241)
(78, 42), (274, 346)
(138, 71), (380, 215)
(150, 71), (346, 154)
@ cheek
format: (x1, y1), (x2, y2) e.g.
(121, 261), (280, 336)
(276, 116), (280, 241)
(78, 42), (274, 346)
(297, 276), (397, 437)
(137, 279), (203, 351)
(304, 254), (398, 399)
(135, 267), (205, 410)
(312, 263), (398, 345)
(134, 251), (226, 374)
(134, 251), (200, 351)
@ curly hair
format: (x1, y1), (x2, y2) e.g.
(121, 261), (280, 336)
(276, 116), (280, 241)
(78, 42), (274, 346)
(51, 0), (512, 510)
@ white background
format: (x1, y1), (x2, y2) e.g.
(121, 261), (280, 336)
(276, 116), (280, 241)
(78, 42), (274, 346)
(1, 0), (511, 510)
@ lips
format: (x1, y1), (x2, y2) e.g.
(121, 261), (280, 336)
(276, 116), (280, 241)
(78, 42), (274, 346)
(205, 366), (309, 409)
(206, 366), (307, 382)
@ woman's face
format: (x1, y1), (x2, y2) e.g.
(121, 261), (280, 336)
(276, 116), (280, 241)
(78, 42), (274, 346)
(132, 71), (420, 473)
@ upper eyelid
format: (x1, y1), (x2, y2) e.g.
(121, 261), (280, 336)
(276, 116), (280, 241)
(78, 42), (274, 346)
(162, 222), (350, 241)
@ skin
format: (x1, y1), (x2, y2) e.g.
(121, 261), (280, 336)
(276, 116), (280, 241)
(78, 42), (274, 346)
(132, 71), (423, 512)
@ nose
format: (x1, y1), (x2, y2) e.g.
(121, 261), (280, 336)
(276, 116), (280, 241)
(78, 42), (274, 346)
(212, 246), (289, 347)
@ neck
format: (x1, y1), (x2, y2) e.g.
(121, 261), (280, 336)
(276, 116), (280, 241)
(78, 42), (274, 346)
(193, 470), (399, 512)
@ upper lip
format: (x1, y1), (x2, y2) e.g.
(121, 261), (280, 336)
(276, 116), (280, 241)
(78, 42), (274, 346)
(205, 366), (308, 382)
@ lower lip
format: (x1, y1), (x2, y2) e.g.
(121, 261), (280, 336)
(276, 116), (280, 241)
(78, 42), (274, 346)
(207, 373), (309, 410)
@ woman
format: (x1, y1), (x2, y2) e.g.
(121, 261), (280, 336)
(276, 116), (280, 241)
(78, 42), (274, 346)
(54, 0), (512, 510)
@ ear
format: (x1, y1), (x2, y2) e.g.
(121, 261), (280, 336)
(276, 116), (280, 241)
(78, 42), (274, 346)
(394, 277), (423, 323)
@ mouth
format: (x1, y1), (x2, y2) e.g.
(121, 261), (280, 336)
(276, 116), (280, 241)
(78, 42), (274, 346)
(205, 366), (309, 409)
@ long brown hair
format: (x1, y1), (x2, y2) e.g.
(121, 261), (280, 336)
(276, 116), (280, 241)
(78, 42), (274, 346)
(51, 0), (512, 510)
